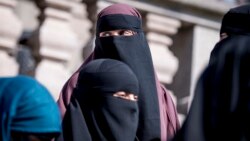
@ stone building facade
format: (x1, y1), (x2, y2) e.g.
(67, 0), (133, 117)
(0, 0), (244, 123)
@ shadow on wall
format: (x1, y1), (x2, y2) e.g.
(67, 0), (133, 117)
(166, 23), (195, 116)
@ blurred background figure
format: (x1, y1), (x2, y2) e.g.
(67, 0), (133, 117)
(16, 31), (36, 76)
(0, 75), (61, 141)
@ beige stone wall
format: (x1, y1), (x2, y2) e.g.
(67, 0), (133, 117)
(0, 0), (22, 76)
(189, 26), (219, 109)
(0, 0), (233, 121)
(146, 13), (180, 84)
(34, 0), (81, 100)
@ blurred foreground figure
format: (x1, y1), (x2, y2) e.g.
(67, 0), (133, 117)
(173, 28), (250, 141)
(0, 75), (61, 141)
(57, 59), (139, 141)
(57, 3), (179, 141)
(219, 4), (250, 40)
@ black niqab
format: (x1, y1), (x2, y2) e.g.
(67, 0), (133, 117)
(57, 59), (139, 141)
(94, 14), (161, 140)
(220, 4), (250, 36)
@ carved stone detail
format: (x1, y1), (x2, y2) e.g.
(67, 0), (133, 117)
(35, 0), (79, 100)
(145, 13), (181, 84)
(0, 0), (22, 76)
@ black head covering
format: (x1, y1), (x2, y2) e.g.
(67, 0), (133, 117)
(58, 59), (139, 141)
(220, 4), (250, 36)
(93, 12), (161, 141)
(173, 35), (250, 141)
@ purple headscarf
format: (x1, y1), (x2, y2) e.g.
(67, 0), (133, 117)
(98, 3), (141, 18)
(57, 3), (179, 141)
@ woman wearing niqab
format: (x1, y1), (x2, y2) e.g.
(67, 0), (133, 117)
(172, 5), (250, 139)
(211, 4), (250, 59)
(57, 3), (179, 141)
(220, 4), (250, 37)
(57, 59), (139, 141)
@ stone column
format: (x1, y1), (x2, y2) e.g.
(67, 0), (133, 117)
(145, 13), (181, 85)
(189, 25), (219, 107)
(145, 12), (182, 123)
(82, 0), (98, 59)
(0, 0), (22, 76)
(35, 0), (79, 100)
(68, 0), (92, 72)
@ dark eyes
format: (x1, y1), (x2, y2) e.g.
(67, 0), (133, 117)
(99, 30), (137, 37)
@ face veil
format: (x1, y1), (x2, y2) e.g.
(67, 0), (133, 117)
(57, 4), (180, 141)
(93, 13), (161, 140)
(58, 59), (140, 141)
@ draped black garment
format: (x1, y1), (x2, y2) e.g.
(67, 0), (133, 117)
(173, 35), (250, 141)
(57, 59), (139, 141)
(94, 14), (161, 140)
